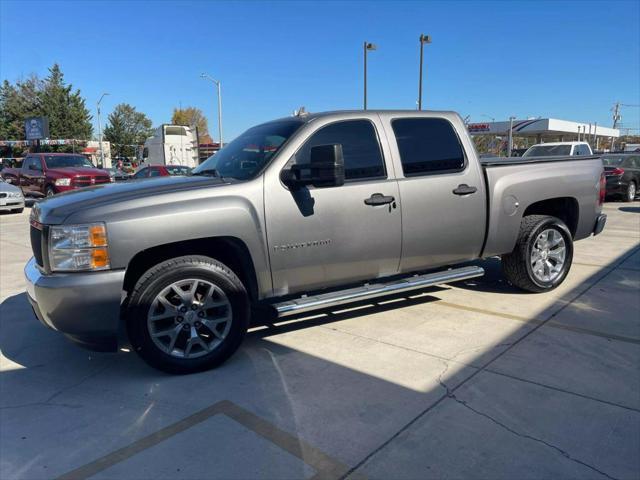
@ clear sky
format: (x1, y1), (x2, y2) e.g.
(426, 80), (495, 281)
(1, 0), (639, 140)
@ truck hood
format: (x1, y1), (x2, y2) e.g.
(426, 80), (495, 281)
(32, 175), (228, 224)
(46, 167), (110, 177)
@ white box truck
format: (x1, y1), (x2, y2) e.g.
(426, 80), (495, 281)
(143, 124), (200, 168)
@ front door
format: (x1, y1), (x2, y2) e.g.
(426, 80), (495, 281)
(21, 156), (45, 195)
(265, 118), (401, 297)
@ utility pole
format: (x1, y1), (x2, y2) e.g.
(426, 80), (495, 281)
(611, 102), (621, 151)
(97, 93), (109, 167)
(417, 34), (432, 110)
(363, 42), (376, 110)
(200, 74), (223, 148)
(507, 116), (515, 157)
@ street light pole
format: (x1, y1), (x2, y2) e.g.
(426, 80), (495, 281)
(418, 34), (431, 110)
(97, 92), (109, 167)
(363, 42), (376, 110)
(507, 116), (515, 157)
(201, 73), (223, 148)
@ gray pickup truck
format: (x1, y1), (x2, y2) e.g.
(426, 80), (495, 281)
(25, 110), (607, 373)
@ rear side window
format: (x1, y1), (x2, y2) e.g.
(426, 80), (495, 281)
(149, 168), (162, 177)
(295, 120), (386, 181)
(392, 118), (465, 176)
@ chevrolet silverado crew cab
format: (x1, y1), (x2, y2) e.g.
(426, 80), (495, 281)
(25, 111), (607, 373)
(2, 153), (111, 197)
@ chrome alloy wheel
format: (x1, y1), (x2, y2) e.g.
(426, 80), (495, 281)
(531, 229), (566, 283)
(147, 279), (232, 359)
(629, 182), (636, 201)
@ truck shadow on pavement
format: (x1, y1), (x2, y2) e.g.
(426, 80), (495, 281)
(0, 247), (639, 480)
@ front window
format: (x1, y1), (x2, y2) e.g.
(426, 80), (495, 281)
(192, 120), (303, 180)
(44, 155), (94, 168)
(523, 145), (571, 157)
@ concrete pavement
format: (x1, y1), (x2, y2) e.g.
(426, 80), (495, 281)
(0, 201), (638, 479)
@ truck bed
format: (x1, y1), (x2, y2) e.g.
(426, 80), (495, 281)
(480, 154), (601, 167)
(480, 155), (604, 258)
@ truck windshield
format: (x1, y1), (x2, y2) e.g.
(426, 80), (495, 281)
(44, 155), (95, 168)
(192, 120), (303, 180)
(523, 145), (572, 157)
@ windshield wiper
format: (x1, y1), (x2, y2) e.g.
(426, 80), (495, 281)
(192, 168), (225, 181)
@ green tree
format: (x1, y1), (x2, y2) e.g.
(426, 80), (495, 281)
(171, 106), (209, 138)
(104, 103), (154, 157)
(40, 64), (93, 141)
(0, 75), (43, 140)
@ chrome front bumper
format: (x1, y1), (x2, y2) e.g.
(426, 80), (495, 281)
(24, 257), (126, 351)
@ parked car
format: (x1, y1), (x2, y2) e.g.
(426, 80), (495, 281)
(0, 176), (25, 213)
(2, 153), (112, 197)
(105, 167), (131, 182)
(25, 110), (606, 373)
(522, 141), (593, 158)
(602, 153), (640, 202)
(132, 164), (192, 179)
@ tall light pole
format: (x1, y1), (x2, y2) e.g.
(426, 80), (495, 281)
(201, 73), (223, 147)
(363, 42), (376, 110)
(417, 34), (432, 110)
(96, 92), (109, 167)
(507, 116), (515, 157)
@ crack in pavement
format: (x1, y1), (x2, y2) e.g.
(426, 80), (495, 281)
(343, 248), (637, 480)
(436, 361), (619, 480)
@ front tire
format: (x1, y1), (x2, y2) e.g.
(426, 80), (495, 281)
(126, 255), (250, 374)
(502, 215), (573, 293)
(11, 208), (24, 214)
(45, 186), (56, 197)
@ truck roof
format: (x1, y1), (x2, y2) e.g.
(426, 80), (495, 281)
(529, 141), (590, 147)
(263, 109), (462, 127)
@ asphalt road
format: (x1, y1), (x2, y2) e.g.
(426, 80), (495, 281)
(1, 201), (639, 480)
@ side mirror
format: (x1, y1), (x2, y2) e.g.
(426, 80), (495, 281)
(282, 144), (345, 189)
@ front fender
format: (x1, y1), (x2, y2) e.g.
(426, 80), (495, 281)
(64, 180), (271, 296)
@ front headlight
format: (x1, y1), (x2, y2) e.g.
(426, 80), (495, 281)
(8, 191), (23, 198)
(49, 223), (110, 271)
(54, 178), (71, 186)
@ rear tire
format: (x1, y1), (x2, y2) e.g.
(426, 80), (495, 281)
(624, 181), (636, 202)
(502, 215), (573, 293)
(126, 255), (250, 374)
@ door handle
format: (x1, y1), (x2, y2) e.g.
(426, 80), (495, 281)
(452, 184), (477, 196)
(364, 193), (395, 206)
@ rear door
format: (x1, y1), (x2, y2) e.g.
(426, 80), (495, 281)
(264, 117), (402, 296)
(382, 114), (487, 273)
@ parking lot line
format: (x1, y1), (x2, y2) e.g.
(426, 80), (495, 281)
(435, 300), (640, 344)
(56, 400), (351, 480)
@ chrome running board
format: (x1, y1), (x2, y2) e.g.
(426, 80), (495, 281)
(273, 265), (484, 318)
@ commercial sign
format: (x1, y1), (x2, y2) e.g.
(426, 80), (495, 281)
(468, 123), (491, 133)
(24, 117), (49, 140)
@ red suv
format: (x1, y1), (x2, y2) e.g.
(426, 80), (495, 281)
(1, 153), (112, 197)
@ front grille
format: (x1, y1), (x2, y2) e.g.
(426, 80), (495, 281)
(0, 193), (7, 198)
(72, 176), (111, 187)
(30, 225), (44, 267)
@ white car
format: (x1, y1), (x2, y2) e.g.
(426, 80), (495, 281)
(0, 176), (25, 213)
(523, 141), (593, 158)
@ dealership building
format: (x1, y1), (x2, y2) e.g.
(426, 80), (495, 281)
(468, 118), (620, 150)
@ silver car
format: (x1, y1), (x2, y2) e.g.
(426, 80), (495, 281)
(0, 177), (25, 213)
